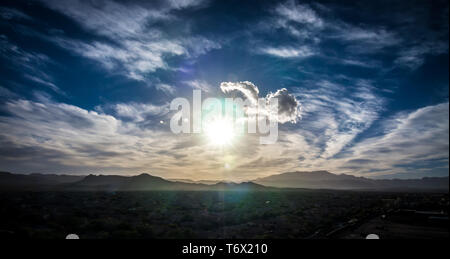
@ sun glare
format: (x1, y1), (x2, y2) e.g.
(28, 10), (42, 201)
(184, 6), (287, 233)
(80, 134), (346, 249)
(204, 117), (235, 146)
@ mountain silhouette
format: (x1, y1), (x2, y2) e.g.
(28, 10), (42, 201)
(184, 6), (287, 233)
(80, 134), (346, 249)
(69, 173), (205, 191)
(253, 171), (449, 191)
(211, 181), (267, 191)
(68, 173), (269, 191)
(0, 171), (82, 190)
(0, 171), (448, 191)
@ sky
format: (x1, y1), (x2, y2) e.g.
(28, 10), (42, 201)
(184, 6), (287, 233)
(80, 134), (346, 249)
(0, 0), (448, 181)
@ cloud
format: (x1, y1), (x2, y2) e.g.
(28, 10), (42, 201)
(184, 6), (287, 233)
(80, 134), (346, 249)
(182, 37), (221, 57)
(0, 96), (271, 180)
(0, 97), (177, 174)
(185, 80), (213, 92)
(294, 79), (384, 159)
(256, 0), (324, 47)
(258, 0), (413, 74)
(0, 0), (447, 181)
(49, 33), (220, 81)
(220, 81), (260, 104)
(269, 0), (400, 54)
(334, 25), (399, 44)
(266, 88), (302, 123)
(335, 102), (449, 177)
(339, 58), (381, 68)
(0, 35), (50, 68)
(394, 55), (424, 70)
(155, 83), (176, 95)
(0, 92), (446, 180)
(272, 88), (448, 178)
(113, 103), (170, 123)
(259, 46), (314, 58)
(394, 42), (449, 70)
(0, 98), (151, 173)
(50, 36), (184, 81)
(237, 157), (293, 170)
(259, 0), (401, 68)
(220, 81), (301, 124)
(167, 0), (207, 9)
(0, 7), (32, 21)
(0, 35), (65, 95)
(0, 86), (17, 98)
(216, 86), (439, 180)
(326, 22), (401, 54)
(24, 74), (65, 96)
(39, 0), (220, 80)
(274, 0), (324, 29)
(40, 0), (168, 39)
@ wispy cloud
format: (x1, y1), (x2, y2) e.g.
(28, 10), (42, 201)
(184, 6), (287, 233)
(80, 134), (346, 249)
(113, 102), (170, 123)
(275, 1), (323, 27)
(220, 81), (259, 104)
(24, 74), (65, 96)
(0, 35), (64, 95)
(0, 7), (32, 21)
(0, 86), (17, 98)
(259, 0), (402, 67)
(339, 58), (382, 68)
(336, 102), (449, 176)
(259, 46), (314, 58)
(185, 80), (213, 92)
(39, 0), (220, 80)
(273, 0), (324, 37)
(167, 0), (208, 10)
(394, 42), (449, 70)
(0, 35), (49, 68)
(329, 23), (401, 50)
(155, 83), (176, 95)
(51, 37), (184, 80)
(294, 79), (384, 159)
(41, 0), (172, 39)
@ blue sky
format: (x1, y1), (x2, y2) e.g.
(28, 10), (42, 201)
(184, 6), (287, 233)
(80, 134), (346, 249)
(0, 0), (448, 180)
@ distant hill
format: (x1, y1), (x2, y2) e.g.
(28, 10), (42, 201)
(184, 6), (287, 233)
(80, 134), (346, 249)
(253, 171), (449, 191)
(168, 178), (221, 185)
(0, 171), (448, 192)
(0, 171), (83, 190)
(0, 172), (268, 191)
(69, 174), (269, 191)
(69, 173), (206, 191)
(210, 181), (267, 191)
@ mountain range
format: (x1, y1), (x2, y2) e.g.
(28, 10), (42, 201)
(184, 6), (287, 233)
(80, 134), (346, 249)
(0, 171), (448, 192)
(253, 171), (449, 191)
(0, 172), (267, 191)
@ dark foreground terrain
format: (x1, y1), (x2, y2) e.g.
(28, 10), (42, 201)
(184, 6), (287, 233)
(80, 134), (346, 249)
(0, 190), (448, 239)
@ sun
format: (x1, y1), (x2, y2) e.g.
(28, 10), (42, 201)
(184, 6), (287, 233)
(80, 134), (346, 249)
(204, 117), (235, 146)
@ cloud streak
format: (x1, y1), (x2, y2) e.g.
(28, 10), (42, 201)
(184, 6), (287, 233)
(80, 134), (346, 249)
(336, 102), (449, 177)
(259, 46), (314, 58)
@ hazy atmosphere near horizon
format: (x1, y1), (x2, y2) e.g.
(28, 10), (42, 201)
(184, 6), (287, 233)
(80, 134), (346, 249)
(0, 0), (448, 182)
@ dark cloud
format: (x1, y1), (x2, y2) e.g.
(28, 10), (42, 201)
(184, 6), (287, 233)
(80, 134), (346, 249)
(266, 88), (301, 123)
